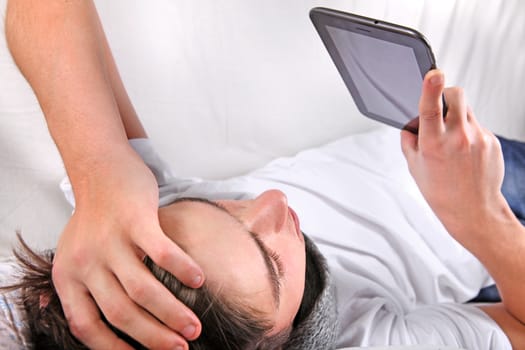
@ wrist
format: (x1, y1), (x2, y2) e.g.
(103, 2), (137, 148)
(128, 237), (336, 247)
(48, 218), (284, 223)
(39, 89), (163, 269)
(66, 143), (148, 203)
(444, 193), (520, 253)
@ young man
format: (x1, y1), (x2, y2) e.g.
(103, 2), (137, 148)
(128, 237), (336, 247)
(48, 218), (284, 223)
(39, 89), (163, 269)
(5, 0), (525, 349)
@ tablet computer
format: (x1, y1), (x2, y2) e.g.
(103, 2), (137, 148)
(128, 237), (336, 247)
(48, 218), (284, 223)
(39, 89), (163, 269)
(310, 7), (440, 133)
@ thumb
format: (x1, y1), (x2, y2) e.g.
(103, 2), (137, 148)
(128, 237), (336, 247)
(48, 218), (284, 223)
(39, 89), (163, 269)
(418, 69), (445, 138)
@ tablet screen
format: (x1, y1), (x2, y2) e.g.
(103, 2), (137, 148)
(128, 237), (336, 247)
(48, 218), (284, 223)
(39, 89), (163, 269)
(326, 25), (422, 125)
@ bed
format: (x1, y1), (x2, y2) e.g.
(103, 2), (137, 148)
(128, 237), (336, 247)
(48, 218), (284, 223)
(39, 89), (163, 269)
(1, 0), (523, 349)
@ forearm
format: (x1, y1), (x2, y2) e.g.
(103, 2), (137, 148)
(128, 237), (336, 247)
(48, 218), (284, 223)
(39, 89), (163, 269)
(97, 6), (147, 141)
(480, 303), (525, 350)
(451, 196), (525, 324)
(6, 0), (145, 193)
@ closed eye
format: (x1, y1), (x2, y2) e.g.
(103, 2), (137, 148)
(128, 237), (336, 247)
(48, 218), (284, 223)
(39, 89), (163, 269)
(250, 232), (283, 306)
(268, 248), (284, 277)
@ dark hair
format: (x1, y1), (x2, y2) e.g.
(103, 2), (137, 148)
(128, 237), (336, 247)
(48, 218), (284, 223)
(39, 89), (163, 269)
(0, 234), (292, 350)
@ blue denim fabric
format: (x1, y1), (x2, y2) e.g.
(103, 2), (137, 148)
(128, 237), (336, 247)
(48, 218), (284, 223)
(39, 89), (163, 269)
(499, 136), (525, 226)
(469, 136), (525, 303)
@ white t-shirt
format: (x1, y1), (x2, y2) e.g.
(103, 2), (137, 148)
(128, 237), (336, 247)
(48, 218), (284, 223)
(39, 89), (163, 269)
(40, 129), (516, 349)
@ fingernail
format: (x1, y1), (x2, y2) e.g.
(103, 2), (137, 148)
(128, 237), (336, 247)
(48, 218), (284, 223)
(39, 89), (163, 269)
(182, 324), (196, 339)
(430, 72), (444, 86)
(192, 275), (202, 286)
(174, 346), (184, 350)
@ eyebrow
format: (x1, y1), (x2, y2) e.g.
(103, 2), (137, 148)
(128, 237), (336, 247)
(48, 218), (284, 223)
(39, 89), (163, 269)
(173, 197), (281, 306)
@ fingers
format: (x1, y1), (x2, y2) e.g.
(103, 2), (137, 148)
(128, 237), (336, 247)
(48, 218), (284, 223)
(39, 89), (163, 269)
(412, 69), (475, 152)
(401, 69), (445, 158)
(442, 86), (468, 131)
(54, 251), (198, 350)
(418, 69), (446, 139)
(111, 245), (202, 342)
(89, 267), (194, 350)
(52, 269), (134, 350)
(133, 227), (204, 289)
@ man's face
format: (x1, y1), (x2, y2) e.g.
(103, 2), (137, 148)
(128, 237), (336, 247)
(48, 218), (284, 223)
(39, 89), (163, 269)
(158, 189), (306, 334)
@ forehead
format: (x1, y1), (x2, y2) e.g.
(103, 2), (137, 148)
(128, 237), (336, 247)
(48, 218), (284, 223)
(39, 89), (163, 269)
(158, 199), (278, 308)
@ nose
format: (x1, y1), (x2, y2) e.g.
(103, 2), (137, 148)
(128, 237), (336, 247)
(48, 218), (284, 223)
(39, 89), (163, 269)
(244, 190), (289, 235)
